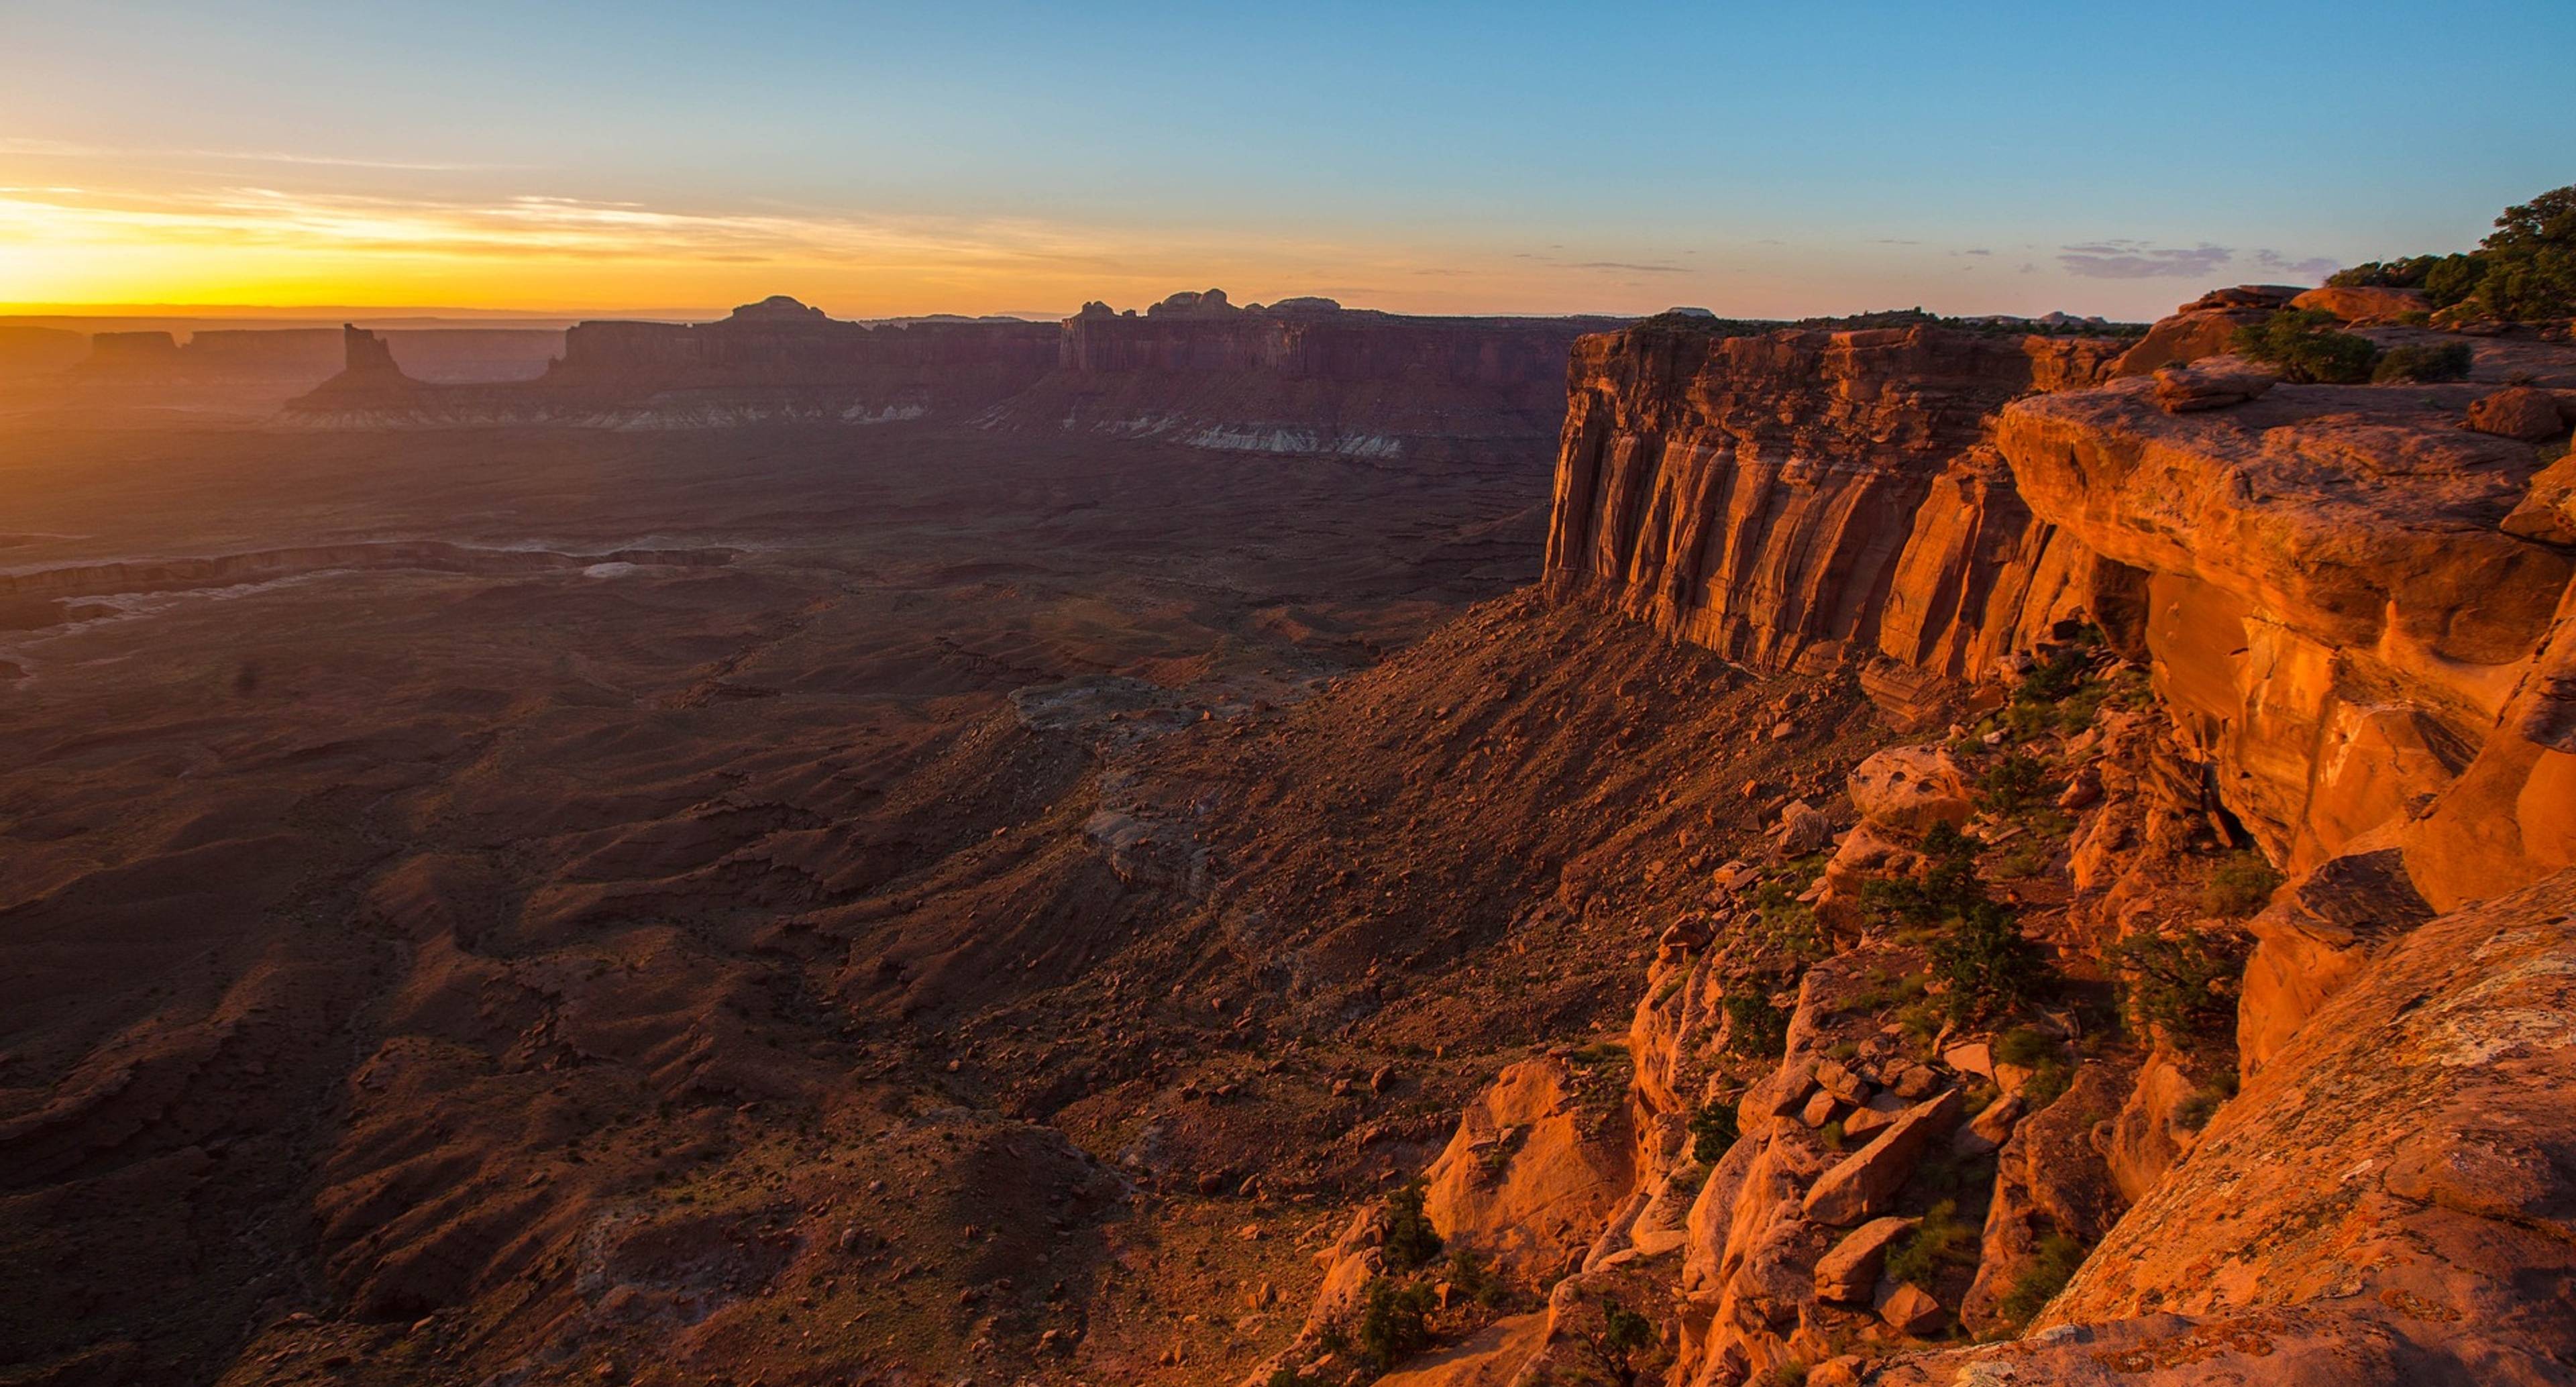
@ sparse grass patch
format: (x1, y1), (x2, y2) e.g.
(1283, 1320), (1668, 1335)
(1688, 1101), (1741, 1164)
(2112, 928), (2248, 1041)
(1994, 1232), (2087, 1332)
(1884, 1199), (1980, 1285)
(2200, 851), (2284, 920)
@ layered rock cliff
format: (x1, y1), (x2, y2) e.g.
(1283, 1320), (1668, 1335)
(1271, 294), (2576, 1387)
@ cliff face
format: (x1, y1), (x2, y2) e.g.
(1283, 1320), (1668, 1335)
(1275, 298), (2576, 1387)
(1541, 324), (2127, 678)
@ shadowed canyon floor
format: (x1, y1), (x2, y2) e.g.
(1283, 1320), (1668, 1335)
(0, 424), (1888, 1386)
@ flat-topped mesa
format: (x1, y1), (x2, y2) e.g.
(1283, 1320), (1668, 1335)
(541, 295), (1058, 392)
(284, 296), (1059, 427)
(1541, 316), (2131, 679)
(70, 327), (345, 383)
(1002, 289), (1626, 458)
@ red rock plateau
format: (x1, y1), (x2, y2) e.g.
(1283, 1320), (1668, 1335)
(4, 278), (2575, 1387)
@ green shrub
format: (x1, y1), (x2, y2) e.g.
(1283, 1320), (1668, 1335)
(2469, 185), (2576, 322)
(2371, 341), (2473, 383)
(2326, 255), (2442, 290)
(1688, 1100), (1741, 1164)
(2019, 1057), (2072, 1109)
(2111, 928), (2247, 1040)
(2233, 309), (2380, 384)
(2423, 252), (2491, 308)
(2200, 850), (2284, 920)
(1381, 1179), (1444, 1271)
(1358, 1277), (1437, 1368)
(1994, 1027), (2055, 1068)
(1978, 753), (2049, 813)
(1931, 899), (2045, 1019)
(2174, 1070), (2239, 1132)
(1994, 1232), (2087, 1331)
(1723, 991), (1792, 1058)
(1884, 1199), (1979, 1285)
(1444, 1249), (1511, 1309)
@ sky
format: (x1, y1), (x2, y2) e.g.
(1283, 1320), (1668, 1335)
(3, 1), (2571, 322)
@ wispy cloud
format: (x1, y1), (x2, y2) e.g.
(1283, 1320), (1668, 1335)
(0, 184), (1127, 272)
(2248, 247), (2342, 280)
(2057, 240), (2234, 280)
(0, 135), (516, 173)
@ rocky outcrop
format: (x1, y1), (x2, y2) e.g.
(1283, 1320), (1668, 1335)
(1995, 371), (2573, 905)
(1885, 870), (2576, 1386)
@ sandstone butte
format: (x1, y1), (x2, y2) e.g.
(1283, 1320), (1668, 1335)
(1265, 289), (2576, 1387)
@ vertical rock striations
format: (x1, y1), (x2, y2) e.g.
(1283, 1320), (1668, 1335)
(1540, 320), (2127, 689)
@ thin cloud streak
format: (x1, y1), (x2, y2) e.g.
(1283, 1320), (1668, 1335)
(0, 135), (516, 173)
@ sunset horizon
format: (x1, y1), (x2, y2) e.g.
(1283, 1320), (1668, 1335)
(7, 7), (2575, 1387)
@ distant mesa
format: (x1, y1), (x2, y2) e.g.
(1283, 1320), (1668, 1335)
(1145, 288), (1240, 318)
(726, 294), (832, 324)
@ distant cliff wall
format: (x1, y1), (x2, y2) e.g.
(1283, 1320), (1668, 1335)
(283, 292), (1621, 455)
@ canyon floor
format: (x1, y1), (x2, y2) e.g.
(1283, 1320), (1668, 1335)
(0, 423), (1880, 1387)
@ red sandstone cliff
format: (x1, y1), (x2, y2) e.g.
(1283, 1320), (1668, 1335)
(1271, 295), (2576, 1387)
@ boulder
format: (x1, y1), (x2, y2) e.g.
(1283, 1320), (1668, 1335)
(2467, 385), (2569, 441)
(1813, 1216), (1917, 1302)
(2151, 362), (2275, 413)
(1803, 1088), (1964, 1225)
(2288, 285), (2430, 323)
(1877, 1281), (1945, 1336)
(1771, 800), (1836, 858)
(2503, 453), (2576, 546)
(1951, 1093), (2025, 1157)
(1846, 745), (1973, 835)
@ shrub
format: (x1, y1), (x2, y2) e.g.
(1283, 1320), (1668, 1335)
(2326, 255), (2441, 290)
(2111, 928), (2247, 1040)
(1993, 1027), (2055, 1068)
(2423, 252), (2491, 308)
(2371, 342), (2473, 384)
(2019, 1057), (2072, 1109)
(2470, 185), (2576, 322)
(1978, 753), (2049, 813)
(2200, 850), (2284, 920)
(1931, 899), (2045, 1019)
(1994, 1232), (2088, 1331)
(1723, 991), (1792, 1058)
(1884, 1199), (1979, 1285)
(1445, 1249), (1511, 1309)
(1688, 1100), (1741, 1164)
(1358, 1277), (1437, 1368)
(2232, 309), (2379, 384)
(2174, 1069), (2239, 1132)
(1381, 1179), (1443, 1272)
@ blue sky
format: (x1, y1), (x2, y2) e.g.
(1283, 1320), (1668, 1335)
(3, 1), (2569, 317)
